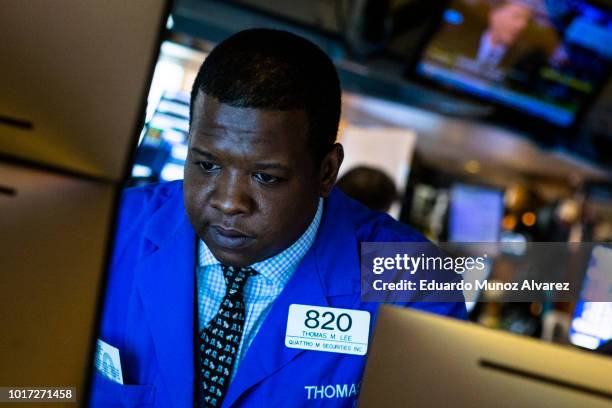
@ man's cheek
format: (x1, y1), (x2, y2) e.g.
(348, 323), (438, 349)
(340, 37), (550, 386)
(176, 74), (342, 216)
(249, 215), (274, 239)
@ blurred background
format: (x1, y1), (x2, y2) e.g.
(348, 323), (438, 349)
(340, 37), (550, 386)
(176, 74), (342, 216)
(131, 0), (612, 353)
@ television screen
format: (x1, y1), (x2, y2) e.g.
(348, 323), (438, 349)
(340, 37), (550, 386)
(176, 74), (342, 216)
(417, 0), (612, 127)
(448, 183), (503, 242)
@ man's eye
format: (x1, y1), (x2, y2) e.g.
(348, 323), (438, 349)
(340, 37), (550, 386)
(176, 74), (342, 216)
(253, 172), (281, 185)
(198, 161), (220, 172)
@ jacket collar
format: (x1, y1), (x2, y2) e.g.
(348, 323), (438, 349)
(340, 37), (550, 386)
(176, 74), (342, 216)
(141, 182), (188, 248)
(313, 188), (361, 297)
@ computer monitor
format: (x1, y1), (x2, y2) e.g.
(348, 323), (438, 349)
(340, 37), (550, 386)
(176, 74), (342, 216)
(0, 0), (171, 181)
(448, 183), (503, 242)
(360, 306), (612, 407)
(132, 91), (191, 183)
(0, 1), (170, 404)
(0, 162), (116, 404)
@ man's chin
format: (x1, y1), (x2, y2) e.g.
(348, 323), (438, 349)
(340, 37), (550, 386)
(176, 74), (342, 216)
(204, 240), (259, 268)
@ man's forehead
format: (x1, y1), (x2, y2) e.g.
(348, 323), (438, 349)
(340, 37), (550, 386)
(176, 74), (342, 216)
(189, 94), (311, 161)
(192, 93), (307, 134)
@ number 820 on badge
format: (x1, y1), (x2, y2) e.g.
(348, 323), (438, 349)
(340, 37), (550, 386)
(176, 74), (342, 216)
(285, 304), (371, 355)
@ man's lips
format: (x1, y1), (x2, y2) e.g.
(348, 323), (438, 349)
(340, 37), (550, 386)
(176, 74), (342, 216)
(213, 225), (251, 237)
(207, 225), (255, 249)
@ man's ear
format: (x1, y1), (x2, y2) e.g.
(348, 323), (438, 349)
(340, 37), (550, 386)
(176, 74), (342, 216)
(318, 143), (344, 197)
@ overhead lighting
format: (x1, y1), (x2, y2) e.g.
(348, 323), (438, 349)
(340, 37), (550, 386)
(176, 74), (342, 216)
(464, 160), (481, 174)
(522, 212), (536, 227)
(502, 214), (517, 231)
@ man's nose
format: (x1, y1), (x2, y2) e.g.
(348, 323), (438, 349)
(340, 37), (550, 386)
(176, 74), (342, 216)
(209, 171), (253, 216)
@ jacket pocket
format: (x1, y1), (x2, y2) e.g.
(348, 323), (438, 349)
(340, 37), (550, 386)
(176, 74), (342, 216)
(89, 371), (156, 407)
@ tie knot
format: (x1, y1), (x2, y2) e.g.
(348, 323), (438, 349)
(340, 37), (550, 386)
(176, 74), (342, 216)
(220, 265), (257, 297)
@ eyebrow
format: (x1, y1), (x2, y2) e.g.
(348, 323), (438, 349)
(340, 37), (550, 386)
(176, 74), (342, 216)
(191, 147), (218, 160)
(190, 147), (292, 173)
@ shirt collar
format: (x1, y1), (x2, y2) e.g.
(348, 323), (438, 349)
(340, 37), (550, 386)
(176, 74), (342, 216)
(199, 197), (324, 285)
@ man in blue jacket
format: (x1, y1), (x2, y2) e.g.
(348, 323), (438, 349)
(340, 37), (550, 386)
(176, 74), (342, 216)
(90, 28), (465, 407)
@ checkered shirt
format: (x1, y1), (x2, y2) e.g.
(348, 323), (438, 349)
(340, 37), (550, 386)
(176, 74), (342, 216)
(197, 198), (323, 380)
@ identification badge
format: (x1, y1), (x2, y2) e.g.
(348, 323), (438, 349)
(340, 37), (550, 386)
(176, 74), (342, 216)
(94, 339), (124, 384)
(285, 304), (370, 355)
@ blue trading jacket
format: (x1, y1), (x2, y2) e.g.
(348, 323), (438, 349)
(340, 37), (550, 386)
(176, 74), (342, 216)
(90, 180), (466, 407)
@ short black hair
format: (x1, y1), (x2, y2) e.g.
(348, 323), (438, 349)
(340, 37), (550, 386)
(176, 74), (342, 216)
(190, 28), (341, 163)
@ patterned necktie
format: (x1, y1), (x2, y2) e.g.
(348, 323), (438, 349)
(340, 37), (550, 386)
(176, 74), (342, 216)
(198, 265), (257, 407)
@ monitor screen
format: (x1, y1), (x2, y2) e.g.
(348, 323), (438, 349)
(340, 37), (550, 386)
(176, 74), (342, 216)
(569, 245), (612, 350)
(131, 90), (190, 183)
(417, 0), (612, 127)
(448, 183), (503, 242)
